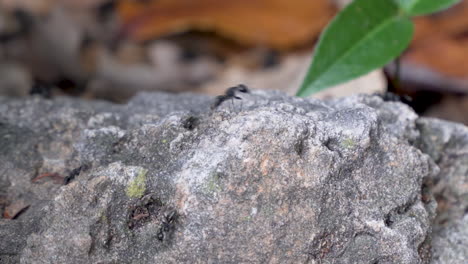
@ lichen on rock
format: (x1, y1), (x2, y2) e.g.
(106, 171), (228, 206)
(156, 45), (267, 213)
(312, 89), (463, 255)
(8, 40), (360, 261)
(126, 168), (148, 198)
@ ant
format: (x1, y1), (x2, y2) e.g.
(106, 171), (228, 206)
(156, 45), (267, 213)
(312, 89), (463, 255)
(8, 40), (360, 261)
(157, 209), (178, 241)
(374, 91), (412, 105)
(30, 80), (53, 99)
(211, 84), (250, 110)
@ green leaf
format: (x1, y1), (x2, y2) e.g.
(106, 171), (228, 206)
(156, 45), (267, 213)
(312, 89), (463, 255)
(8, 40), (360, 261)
(395, 0), (461, 16)
(297, 0), (413, 97)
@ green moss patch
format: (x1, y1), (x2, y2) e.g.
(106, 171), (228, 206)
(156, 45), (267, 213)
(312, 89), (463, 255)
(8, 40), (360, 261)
(341, 137), (356, 149)
(126, 168), (148, 198)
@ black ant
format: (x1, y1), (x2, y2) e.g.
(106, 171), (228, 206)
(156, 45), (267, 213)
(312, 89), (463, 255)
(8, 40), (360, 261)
(211, 84), (250, 110)
(157, 209), (178, 241)
(63, 164), (90, 185)
(374, 91), (412, 105)
(30, 80), (53, 99)
(182, 116), (199, 131)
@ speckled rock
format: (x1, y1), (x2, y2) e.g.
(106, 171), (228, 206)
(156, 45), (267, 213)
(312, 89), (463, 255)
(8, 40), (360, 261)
(0, 91), (464, 263)
(431, 215), (468, 264)
(416, 119), (468, 264)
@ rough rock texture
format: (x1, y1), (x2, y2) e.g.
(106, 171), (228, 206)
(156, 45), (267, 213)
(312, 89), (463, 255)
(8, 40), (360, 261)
(0, 91), (465, 263)
(416, 119), (468, 264)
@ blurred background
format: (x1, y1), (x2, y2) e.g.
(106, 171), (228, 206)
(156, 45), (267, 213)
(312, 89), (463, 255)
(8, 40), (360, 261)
(0, 0), (467, 124)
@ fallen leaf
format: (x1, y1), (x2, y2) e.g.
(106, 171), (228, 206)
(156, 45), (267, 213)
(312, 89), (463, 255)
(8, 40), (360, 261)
(412, 1), (468, 45)
(117, 0), (336, 50)
(405, 1), (468, 79)
(406, 37), (468, 78)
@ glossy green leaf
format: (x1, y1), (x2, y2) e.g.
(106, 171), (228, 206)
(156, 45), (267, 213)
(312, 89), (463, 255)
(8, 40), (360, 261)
(395, 0), (461, 16)
(297, 0), (414, 97)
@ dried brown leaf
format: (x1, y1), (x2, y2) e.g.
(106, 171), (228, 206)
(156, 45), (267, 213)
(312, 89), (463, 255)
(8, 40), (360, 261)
(117, 0), (335, 50)
(406, 37), (468, 78)
(406, 1), (468, 79)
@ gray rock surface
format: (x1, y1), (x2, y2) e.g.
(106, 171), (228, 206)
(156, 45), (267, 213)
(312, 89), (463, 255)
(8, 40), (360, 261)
(416, 118), (468, 264)
(0, 91), (465, 263)
(431, 215), (468, 264)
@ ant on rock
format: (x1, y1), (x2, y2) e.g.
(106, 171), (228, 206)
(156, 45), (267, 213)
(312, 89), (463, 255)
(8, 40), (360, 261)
(157, 209), (178, 242)
(211, 84), (250, 110)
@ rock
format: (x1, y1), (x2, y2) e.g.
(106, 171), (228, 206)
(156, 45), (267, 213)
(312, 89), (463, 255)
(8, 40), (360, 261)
(0, 91), (465, 263)
(2, 199), (30, 219)
(416, 118), (468, 264)
(431, 215), (468, 264)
